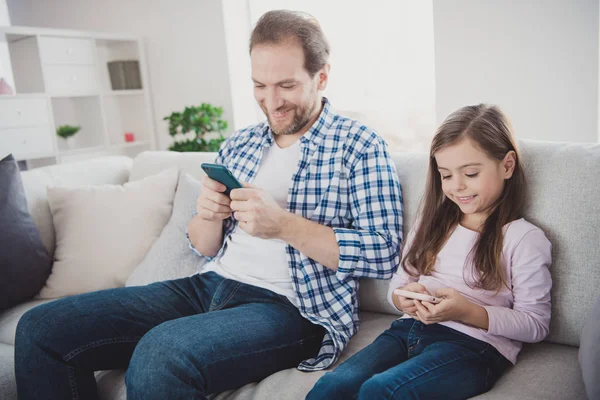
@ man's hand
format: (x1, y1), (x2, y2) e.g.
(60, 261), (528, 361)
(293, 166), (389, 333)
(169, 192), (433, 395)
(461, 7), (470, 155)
(229, 184), (288, 239)
(196, 176), (233, 222)
(392, 282), (431, 318)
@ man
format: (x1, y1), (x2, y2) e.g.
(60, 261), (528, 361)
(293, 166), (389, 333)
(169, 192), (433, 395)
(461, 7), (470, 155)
(15, 10), (403, 399)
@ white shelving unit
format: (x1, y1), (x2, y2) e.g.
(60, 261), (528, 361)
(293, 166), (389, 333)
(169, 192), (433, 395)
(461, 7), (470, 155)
(0, 26), (157, 168)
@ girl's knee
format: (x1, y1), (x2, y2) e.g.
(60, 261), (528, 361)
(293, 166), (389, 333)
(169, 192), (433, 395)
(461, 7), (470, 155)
(307, 370), (357, 400)
(358, 373), (413, 400)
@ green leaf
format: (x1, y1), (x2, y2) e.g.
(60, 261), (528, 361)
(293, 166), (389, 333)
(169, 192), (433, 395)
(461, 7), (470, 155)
(163, 102), (229, 152)
(56, 124), (81, 138)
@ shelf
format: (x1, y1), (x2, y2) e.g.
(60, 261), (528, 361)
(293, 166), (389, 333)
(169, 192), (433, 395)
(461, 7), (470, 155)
(102, 95), (150, 146)
(6, 35), (45, 94)
(50, 93), (101, 98)
(0, 26), (155, 166)
(58, 144), (106, 156)
(96, 40), (142, 92)
(52, 96), (105, 151)
(111, 140), (149, 149)
(1, 93), (47, 98)
(103, 90), (144, 96)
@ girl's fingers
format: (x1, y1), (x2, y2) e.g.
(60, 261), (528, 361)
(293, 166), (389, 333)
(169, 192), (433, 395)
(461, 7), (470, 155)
(422, 301), (436, 312)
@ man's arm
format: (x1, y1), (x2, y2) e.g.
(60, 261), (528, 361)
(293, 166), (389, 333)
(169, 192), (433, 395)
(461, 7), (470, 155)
(278, 213), (339, 270)
(186, 176), (233, 257)
(230, 137), (403, 279)
(330, 139), (404, 281)
(187, 215), (224, 258)
(186, 135), (237, 258)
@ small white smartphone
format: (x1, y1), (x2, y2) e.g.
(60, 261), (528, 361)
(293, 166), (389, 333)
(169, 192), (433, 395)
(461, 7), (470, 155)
(393, 289), (442, 304)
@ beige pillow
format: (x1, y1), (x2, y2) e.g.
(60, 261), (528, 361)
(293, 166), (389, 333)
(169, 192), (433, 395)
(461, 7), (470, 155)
(39, 168), (178, 299)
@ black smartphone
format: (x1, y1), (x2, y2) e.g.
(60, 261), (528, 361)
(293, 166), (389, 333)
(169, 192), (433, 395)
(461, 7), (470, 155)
(200, 163), (243, 196)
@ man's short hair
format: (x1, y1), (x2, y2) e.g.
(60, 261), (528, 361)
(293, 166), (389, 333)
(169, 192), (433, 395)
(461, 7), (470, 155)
(249, 10), (330, 78)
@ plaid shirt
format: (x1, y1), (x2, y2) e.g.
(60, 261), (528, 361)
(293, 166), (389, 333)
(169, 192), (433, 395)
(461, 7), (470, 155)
(188, 98), (403, 370)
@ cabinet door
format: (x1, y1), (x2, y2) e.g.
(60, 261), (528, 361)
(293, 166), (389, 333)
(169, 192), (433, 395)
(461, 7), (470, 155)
(44, 65), (99, 94)
(39, 37), (95, 65)
(0, 98), (50, 128)
(0, 126), (54, 159)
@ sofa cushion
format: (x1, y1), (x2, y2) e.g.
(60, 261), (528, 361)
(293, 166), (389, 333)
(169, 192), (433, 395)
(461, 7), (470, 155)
(0, 343), (16, 400)
(0, 299), (56, 346)
(518, 140), (600, 346)
(92, 313), (585, 400)
(361, 140), (600, 349)
(126, 173), (208, 286)
(94, 312), (398, 400)
(20, 156), (132, 259)
(38, 168), (178, 299)
(579, 294), (600, 400)
(129, 151), (216, 182)
(472, 342), (586, 400)
(96, 370), (127, 400)
(0, 154), (52, 311)
(359, 151), (428, 316)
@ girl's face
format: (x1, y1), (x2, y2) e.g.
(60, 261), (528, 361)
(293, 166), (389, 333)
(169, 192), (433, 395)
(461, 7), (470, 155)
(434, 137), (516, 230)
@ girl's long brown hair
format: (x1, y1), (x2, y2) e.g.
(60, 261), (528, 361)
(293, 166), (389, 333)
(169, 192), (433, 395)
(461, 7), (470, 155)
(403, 104), (525, 291)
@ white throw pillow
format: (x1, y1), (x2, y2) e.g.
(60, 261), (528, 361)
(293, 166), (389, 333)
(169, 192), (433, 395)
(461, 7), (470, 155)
(39, 167), (178, 299)
(126, 173), (207, 287)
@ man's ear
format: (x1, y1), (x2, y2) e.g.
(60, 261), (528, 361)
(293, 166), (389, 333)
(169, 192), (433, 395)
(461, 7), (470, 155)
(317, 64), (331, 91)
(503, 150), (516, 179)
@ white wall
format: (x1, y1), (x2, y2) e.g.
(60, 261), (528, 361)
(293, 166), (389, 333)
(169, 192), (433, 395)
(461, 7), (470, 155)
(0, 0), (8, 25)
(222, 0), (259, 131)
(7, 0), (233, 150)
(0, 0), (14, 90)
(433, 0), (599, 144)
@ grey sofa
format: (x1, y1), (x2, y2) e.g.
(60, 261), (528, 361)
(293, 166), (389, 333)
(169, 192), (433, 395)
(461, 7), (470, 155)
(1, 139), (598, 399)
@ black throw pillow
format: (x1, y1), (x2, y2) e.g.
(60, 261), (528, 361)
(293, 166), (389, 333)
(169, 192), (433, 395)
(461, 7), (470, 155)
(0, 154), (52, 310)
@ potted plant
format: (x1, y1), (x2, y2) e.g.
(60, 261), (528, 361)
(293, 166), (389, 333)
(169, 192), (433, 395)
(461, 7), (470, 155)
(164, 103), (228, 152)
(56, 124), (81, 149)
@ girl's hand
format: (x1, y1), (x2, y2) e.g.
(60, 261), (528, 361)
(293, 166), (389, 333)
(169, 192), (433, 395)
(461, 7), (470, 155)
(413, 288), (480, 325)
(392, 282), (431, 318)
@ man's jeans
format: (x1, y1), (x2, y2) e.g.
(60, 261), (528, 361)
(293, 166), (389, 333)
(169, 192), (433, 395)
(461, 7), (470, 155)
(307, 318), (511, 400)
(15, 272), (325, 400)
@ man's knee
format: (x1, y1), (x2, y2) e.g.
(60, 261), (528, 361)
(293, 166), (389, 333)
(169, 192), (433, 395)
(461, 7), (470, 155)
(16, 304), (53, 349)
(126, 324), (206, 396)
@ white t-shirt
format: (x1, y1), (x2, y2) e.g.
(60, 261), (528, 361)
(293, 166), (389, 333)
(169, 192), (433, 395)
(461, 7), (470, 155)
(202, 140), (301, 305)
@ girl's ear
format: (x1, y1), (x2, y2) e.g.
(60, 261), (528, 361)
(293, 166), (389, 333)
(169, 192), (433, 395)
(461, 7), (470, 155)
(502, 151), (516, 179)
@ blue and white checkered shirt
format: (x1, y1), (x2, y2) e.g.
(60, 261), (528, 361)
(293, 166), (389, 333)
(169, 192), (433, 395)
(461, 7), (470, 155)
(188, 98), (403, 370)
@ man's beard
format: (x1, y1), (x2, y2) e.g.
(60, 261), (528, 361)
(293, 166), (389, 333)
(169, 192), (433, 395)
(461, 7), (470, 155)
(266, 100), (316, 136)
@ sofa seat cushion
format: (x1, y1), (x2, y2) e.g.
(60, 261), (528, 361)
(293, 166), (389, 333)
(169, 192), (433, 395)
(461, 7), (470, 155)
(95, 311), (397, 400)
(578, 294), (600, 400)
(215, 319), (586, 400)
(0, 299), (57, 346)
(0, 343), (16, 400)
(472, 342), (586, 400)
(10, 309), (584, 400)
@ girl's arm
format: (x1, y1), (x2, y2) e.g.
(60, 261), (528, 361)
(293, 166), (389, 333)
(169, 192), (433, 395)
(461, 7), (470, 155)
(386, 227), (420, 311)
(414, 227), (551, 338)
(482, 228), (552, 342)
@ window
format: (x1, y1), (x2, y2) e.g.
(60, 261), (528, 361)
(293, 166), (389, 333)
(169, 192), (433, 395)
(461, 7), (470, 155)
(224, 0), (437, 151)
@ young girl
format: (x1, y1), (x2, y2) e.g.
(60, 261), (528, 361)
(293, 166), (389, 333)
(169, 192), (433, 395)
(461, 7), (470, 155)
(306, 104), (552, 400)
